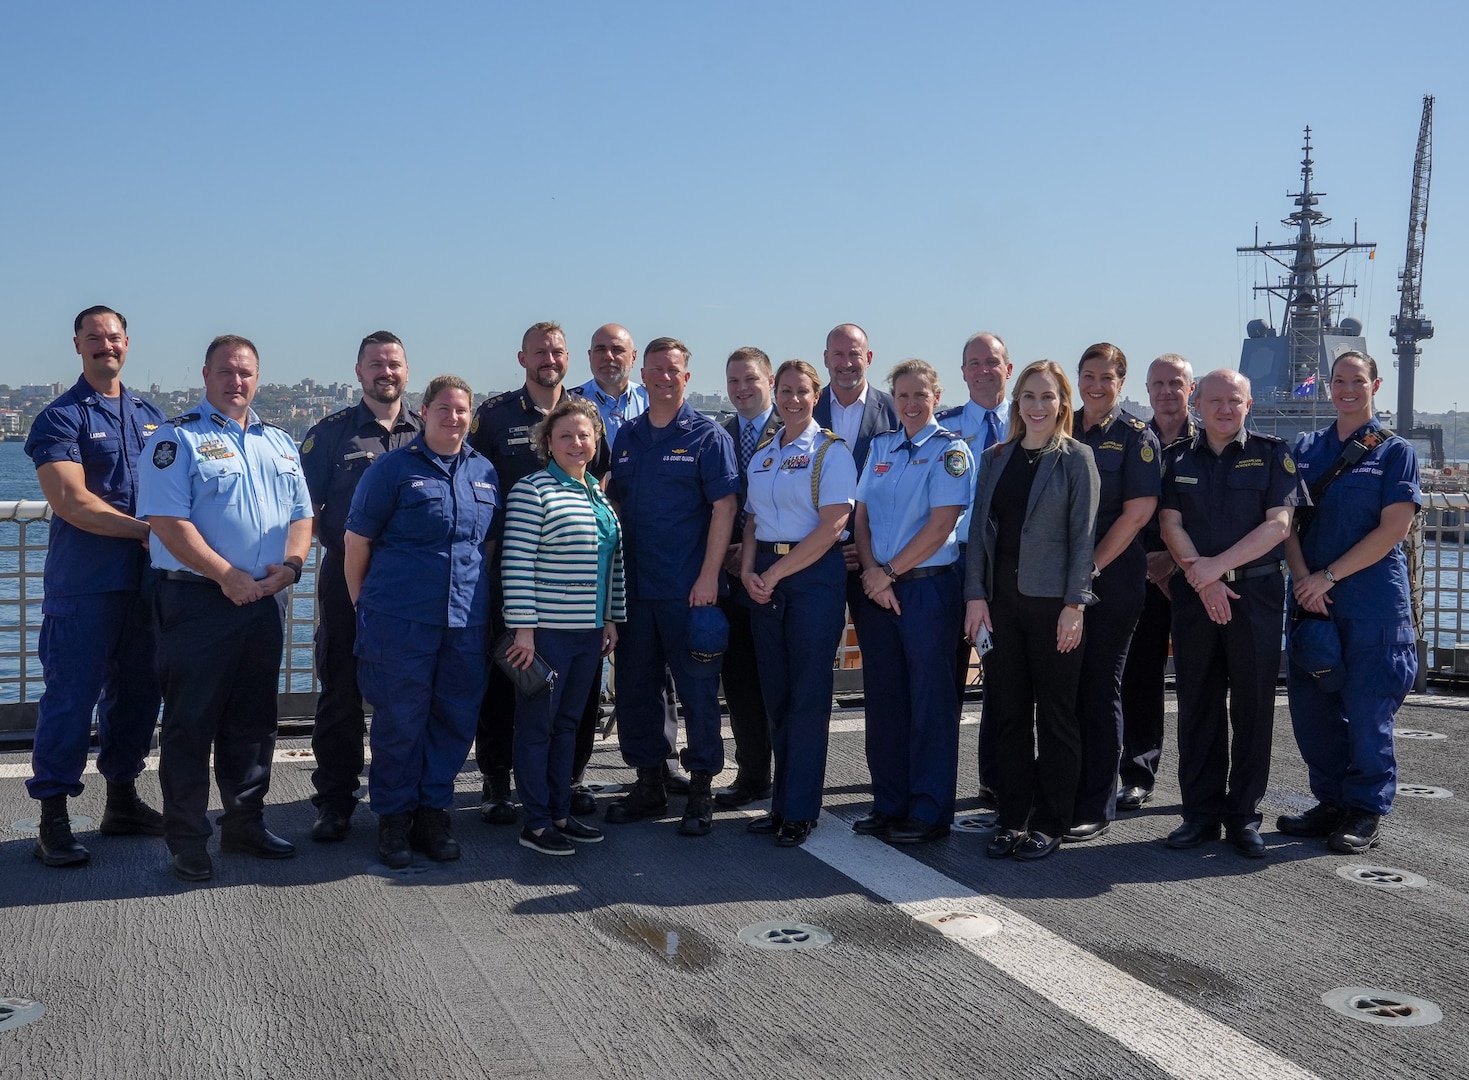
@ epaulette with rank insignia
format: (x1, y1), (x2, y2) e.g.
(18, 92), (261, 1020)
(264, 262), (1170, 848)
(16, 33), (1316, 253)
(322, 407), (352, 424)
(1251, 431), (1286, 444)
(483, 390), (517, 409)
(167, 412), (199, 425)
(1123, 414), (1148, 432)
(265, 420), (293, 433)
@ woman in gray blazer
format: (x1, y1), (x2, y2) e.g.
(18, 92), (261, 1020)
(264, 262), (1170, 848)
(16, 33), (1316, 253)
(963, 360), (1099, 861)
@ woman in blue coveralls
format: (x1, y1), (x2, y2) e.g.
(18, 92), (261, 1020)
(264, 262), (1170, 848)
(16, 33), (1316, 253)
(964, 360), (1099, 861)
(851, 359), (975, 845)
(1068, 343), (1161, 842)
(740, 360), (858, 847)
(1281, 350), (1420, 855)
(344, 375), (500, 870)
(501, 396), (625, 857)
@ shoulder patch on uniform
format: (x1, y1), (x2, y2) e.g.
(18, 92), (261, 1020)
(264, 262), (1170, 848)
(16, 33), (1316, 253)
(1140, 443), (1154, 464)
(944, 448), (969, 477)
(469, 415), (481, 435)
(301, 436), (316, 454)
(1283, 455), (1297, 474)
(167, 412), (199, 425)
(152, 440), (178, 468)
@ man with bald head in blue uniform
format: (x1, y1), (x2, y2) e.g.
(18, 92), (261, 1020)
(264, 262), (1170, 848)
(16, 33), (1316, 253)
(24, 305), (168, 867)
(604, 337), (740, 836)
(139, 334), (314, 882)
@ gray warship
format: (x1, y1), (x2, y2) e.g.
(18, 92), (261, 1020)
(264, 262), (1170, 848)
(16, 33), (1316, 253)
(1236, 127), (1376, 444)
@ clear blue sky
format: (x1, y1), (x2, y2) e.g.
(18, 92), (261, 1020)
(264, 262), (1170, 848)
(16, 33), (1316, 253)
(3, 1), (1466, 416)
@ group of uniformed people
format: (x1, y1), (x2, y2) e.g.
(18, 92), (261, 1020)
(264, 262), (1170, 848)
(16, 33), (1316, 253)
(23, 307), (1420, 879)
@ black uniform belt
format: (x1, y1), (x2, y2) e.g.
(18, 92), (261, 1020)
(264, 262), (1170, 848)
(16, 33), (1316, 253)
(162, 570), (214, 584)
(1220, 561), (1283, 583)
(894, 563), (955, 585)
(756, 540), (803, 555)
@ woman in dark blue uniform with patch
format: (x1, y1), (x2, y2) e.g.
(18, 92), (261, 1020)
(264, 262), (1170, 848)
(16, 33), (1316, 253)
(1281, 351), (1419, 855)
(739, 360), (858, 847)
(1068, 343), (1161, 842)
(851, 359), (974, 844)
(344, 375), (500, 869)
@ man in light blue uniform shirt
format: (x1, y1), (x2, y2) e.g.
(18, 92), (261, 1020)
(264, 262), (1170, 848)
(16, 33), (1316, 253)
(138, 334), (314, 883)
(935, 330), (1012, 802)
(573, 323), (648, 446)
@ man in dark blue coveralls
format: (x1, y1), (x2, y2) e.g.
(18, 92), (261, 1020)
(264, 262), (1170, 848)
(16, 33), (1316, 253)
(1159, 369), (1304, 858)
(24, 305), (168, 867)
(469, 322), (609, 824)
(604, 337), (739, 836)
(299, 331), (421, 842)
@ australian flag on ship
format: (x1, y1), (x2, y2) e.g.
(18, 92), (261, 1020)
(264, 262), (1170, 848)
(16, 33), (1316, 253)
(1294, 372), (1317, 397)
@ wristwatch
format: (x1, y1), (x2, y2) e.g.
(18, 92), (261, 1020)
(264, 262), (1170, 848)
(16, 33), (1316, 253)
(285, 557), (304, 584)
(1322, 568), (1337, 585)
(881, 562), (898, 580)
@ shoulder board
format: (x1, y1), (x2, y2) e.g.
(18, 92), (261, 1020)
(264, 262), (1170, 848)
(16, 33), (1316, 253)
(754, 430), (777, 451)
(323, 407), (352, 423)
(264, 420), (293, 434)
(1123, 414), (1147, 431)
(934, 404), (963, 420)
(1250, 431), (1285, 444)
(483, 390), (517, 409)
(567, 384), (588, 397)
(820, 428), (843, 443)
(167, 412), (200, 425)
(935, 427), (960, 441)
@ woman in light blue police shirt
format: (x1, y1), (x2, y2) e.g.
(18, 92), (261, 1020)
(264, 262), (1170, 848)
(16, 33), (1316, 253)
(739, 360), (857, 847)
(344, 375), (499, 870)
(850, 359), (975, 845)
(1281, 350), (1419, 855)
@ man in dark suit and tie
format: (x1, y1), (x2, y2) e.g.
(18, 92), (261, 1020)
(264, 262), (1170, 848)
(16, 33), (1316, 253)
(814, 323), (898, 611)
(716, 347), (782, 808)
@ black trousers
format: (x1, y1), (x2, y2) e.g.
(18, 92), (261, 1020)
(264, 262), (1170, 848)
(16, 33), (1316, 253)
(155, 580), (283, 855)
(311, 549), (365, 807)
(1118, 580), (1172, 790)
(985, 567), (1083, 838)
(719, 579), (771, 784)
(1170, 573), (1284, 829)
(1072, 546), (1145, 824)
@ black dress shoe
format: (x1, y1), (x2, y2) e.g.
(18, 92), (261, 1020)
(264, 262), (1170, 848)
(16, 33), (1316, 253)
(746, 812), (783, 835)
(886, 817), (950, 844)
(171, 850), (213, 882)
(776, 820), (815, 847)
(480, 772), (518, 825)
(555, 816), (604, 843)
(852, 810), (900, 836)
(1165, 821), (1221, 849)
(311, 802), (353, 843)
(409, 807), (460, 862)
(569, 785), (597, 818)
(1063, 821), (1110, 843)
(1015, 831), (1061, 860)
(1226, 824), (1267, 858)
(220, 825), (296, 859)
(1115, 786), (1153, 812)
(714, 776), (773, 808)
(985, 829), (1025, 859)
(1277, 801), (1346, 837)
(1328, 811), (1381, 855)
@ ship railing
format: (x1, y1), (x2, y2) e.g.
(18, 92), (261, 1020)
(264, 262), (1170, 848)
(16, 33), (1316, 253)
(1413, 492), (1469, 681)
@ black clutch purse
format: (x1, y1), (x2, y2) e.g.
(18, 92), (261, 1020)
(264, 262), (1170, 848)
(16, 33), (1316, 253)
(491, 631), (558, 698)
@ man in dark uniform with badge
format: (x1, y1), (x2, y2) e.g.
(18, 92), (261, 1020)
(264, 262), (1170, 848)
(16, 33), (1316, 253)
(604, 337), (739, 836)
(24, 305), (168, 867)
(714, 346), (781, 809)
(468, 321), (609, 824)
(935, 331), (1011, 806)
(138, 334), (314, 882)
(1159, 369), (1304, 858)
(298, 331), (421, 842)
(1118, 354), (1197, 811)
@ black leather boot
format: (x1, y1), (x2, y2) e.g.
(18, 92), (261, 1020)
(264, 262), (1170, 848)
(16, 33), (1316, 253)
(35, 795), (90, 867)
(377, 812), (414, 869)
(605, 767), (668, 824)
(99, 779), (165, 836)
(479, 771), (517, 825)
(410, 807), (461, 861)
(678, 772), (714, 837)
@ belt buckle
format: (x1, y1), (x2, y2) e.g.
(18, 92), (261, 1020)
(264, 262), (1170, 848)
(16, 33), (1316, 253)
(1221, 568), (1238, 583)
(772, 542), (792, 555)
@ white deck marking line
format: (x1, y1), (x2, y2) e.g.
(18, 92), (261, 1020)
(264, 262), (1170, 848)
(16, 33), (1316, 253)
(805, 810), (1324, 1080)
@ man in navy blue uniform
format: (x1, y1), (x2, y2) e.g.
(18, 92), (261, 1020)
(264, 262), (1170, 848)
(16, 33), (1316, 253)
(935, 331), (1012, 806)
(468, 322), (609, 824)
(814, 323), (898, 620)
(1118, 355), (1197, 811)
(605, 337), (740, 835)
(298, 331), (421, 842)
(139, 334), (314, 882)
(715, 346), (780, 808)
(1159, 369), (1305, 858)
(24, 305), (168, 867)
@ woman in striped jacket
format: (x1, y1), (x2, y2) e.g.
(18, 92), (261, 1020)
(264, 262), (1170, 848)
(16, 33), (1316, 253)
(502, 396), (626, 855)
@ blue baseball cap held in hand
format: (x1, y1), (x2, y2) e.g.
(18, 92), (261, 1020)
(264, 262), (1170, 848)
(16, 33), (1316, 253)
(687, 605), (729, 663)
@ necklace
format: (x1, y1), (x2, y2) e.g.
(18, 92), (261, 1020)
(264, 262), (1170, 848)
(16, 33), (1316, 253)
(1022, 443), (1047, 465)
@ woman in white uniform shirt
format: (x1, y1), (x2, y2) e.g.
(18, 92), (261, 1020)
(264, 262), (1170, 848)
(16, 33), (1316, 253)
(739, 360), (858, 847)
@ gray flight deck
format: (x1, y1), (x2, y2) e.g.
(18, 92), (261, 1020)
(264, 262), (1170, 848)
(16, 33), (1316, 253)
(2, 691), (1465, 1079)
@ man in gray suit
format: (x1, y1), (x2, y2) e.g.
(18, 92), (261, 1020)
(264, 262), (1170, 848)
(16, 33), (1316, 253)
(814, 324), (898, 611)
